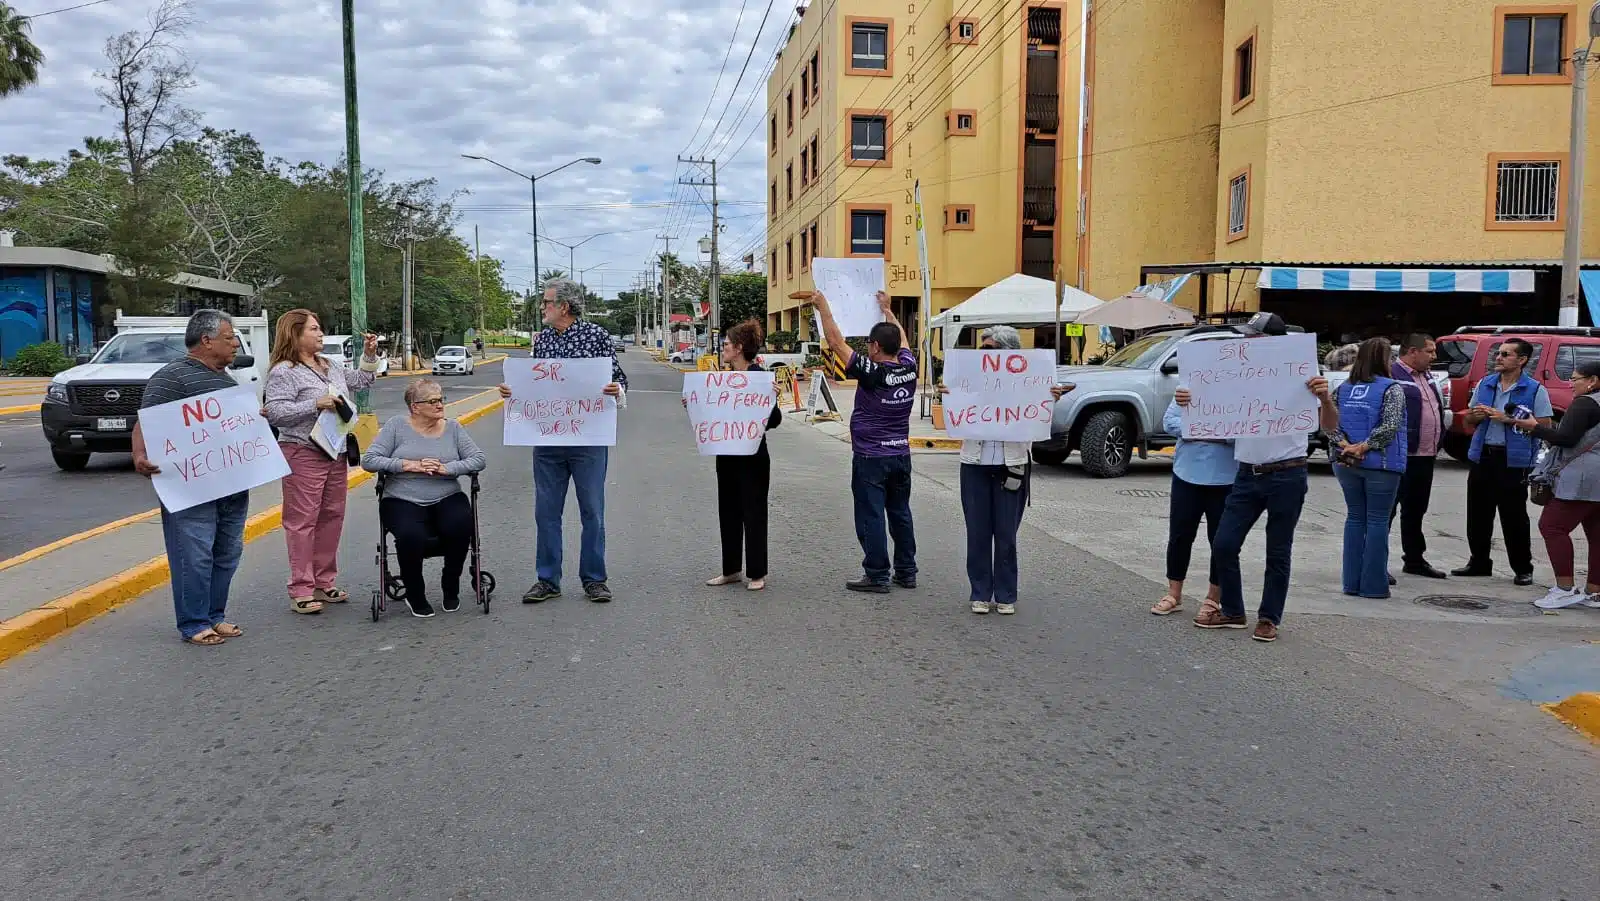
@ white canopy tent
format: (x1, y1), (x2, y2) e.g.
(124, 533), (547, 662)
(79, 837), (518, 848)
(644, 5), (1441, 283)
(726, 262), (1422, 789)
(928, 273), (1105, 351)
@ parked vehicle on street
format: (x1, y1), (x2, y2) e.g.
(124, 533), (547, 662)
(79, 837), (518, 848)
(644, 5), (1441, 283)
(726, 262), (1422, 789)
(322, 334), (391, 376)
(611, 335), (627, 353)
(754, 341), (823, 371)
(669, 348), (697, 364)
(1433, 325), (1600, 460)
(431, 345), (475, 375)
(40, 311), (270, 471)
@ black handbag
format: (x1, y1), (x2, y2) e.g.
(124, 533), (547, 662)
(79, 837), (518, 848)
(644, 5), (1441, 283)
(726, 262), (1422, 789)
(344, 433), (361, 467)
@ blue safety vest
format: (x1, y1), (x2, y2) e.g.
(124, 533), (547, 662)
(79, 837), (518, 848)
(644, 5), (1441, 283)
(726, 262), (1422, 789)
(1467, 373), (1541, 468)
(1336, 377), (1408, 473)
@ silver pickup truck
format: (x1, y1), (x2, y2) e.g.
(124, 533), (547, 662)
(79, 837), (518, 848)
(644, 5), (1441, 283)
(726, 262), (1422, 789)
(1030, 326), (1452, 478)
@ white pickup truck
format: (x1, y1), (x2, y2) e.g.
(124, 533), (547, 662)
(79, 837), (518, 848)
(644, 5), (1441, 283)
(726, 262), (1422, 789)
(754, 341), (823, 371)
(40, 311), (271, 471)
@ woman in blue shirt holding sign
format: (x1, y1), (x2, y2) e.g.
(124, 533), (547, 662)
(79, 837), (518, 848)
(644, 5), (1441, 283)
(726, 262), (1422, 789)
(1154, 390), (1236, 617)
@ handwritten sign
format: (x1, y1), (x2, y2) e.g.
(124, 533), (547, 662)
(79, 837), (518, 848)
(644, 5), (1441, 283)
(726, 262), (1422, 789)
(682, 371), (777, 455)
(142, 385), (290, 513)
(502, 357), (617, 446)
(811, 257), (886, 337)
(941, 349), (1057, 442)
(1176, 333), (1318, 439)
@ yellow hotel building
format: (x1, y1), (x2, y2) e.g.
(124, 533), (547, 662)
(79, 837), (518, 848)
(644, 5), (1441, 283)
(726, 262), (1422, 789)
(1081, 0), (1600, 338)
(763, 1), (1079, 349)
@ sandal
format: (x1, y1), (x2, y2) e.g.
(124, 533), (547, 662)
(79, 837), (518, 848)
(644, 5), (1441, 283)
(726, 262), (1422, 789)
(291, 597), (324, 615)
(1198, 597), (1222, 618)
(212, 623), (243, 638)
(185, 629), (226, 646)
(747, 578), (766, 591)
(315, 587), (350, 604)
(705, 574), (742, 587)
(1151, 595), (1183, 616)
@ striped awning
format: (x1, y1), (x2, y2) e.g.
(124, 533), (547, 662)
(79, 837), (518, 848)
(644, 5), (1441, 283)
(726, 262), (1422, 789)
(1259, 267), (1536, 293)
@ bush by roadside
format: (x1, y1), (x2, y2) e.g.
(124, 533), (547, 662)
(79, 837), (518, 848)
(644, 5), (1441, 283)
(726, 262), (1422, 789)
(4, 342), (74, 377)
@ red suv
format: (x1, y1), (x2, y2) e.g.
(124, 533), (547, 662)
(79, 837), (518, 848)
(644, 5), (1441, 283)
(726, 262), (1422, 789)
(1434, 326), (1600, 460)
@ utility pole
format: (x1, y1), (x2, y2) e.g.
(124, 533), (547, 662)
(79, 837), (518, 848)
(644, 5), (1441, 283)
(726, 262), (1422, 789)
(474, 225), (485, 342)
(397, 201), (421, 370)
(656, 235), (674, 351)
(1560, 4), (1600, 326)
(679, 156), (720, 356)
(340, 0), (371, 422)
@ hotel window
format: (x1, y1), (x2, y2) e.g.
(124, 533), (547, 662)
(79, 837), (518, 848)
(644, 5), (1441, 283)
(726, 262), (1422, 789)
(849, 208), (887, 256)
(1490, 155), (1564, 227)
(785, 238), (794, 277)
(1226, 169), (1250, 242)
(769, 180), (778, 218)
(809, 51), (820, 100)
(809, 221), (819, 259)
(850, 114), (888, 163)
(768, 114), (777, 153)
(947, 109), (977, 136)
(1233, 31), (1256, 109)
(951, 17), (978, 45)
(849, 20), (891, 74)
(801, 70), (810, 111)
(1498, 9), (1568, 79)
(786, 163), (794, 204)
(786, 90), (794, 133)
(800, 147), (810, 188)
(800, 228), (810, 270)
(944, 205), (974, 231)
(809, 135), (820, 180)
(770, 249), (778, 275)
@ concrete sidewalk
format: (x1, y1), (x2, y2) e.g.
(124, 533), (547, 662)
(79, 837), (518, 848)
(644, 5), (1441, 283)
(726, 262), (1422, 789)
(797, 378), (961, 452)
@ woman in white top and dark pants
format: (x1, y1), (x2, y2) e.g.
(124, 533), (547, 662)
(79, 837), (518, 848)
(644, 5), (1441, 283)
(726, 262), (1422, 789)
(941, 326), (1066, 615)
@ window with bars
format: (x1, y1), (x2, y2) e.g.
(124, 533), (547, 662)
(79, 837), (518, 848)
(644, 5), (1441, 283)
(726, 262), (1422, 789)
(1501, 13), (1566, 76)
(1495, 160), (1561, 223)
(850, 115), (887, 161)
(1227, 171), (1249, 240)
(851, 23), (889, 70)
(850, 209), (886, 255)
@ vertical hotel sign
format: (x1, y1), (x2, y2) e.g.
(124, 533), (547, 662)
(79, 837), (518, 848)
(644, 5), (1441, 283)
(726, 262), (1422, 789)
(914, 180), (934, 414)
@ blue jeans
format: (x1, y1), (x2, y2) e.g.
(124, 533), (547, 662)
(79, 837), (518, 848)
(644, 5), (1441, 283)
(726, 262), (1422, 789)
(960, 464), (1026, 604)
(1211, 465), (1308, 625)
(851, 454), (917, 583)
(159, 491), (249, 639)
(534, 446), (608, 587)
(1335, 466), (1402, 598)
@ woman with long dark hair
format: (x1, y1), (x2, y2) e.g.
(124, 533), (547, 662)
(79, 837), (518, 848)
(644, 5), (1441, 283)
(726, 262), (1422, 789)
(1513, 359), (1600, 609)
(697, 319), (782, 591)
(1331, 337), (1407, 599)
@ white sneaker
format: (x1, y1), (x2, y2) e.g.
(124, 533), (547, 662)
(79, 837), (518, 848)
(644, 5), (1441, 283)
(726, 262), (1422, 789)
(971, 600), (993, 614)
(1534, 586), (1585, 609)
(995, 602), (1016, 615)
(1581, 593), (1600, 609)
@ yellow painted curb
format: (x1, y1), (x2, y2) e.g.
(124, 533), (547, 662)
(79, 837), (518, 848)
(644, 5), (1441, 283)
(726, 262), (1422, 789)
(0, 508), (160, 574)
(0, 392), (507, 665)
(0, 403), (40, 416)
(1544, 693), (1600, 742)
(911, 436), (962, 451)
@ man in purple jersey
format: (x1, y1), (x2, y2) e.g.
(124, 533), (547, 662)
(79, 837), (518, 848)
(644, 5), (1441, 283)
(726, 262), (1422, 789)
(812, 289), (918, 593)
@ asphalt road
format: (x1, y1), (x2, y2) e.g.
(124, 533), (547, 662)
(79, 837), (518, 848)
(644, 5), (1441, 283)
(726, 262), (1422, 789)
(2, 357), (1595, 900)
(0, 355), (515, 560)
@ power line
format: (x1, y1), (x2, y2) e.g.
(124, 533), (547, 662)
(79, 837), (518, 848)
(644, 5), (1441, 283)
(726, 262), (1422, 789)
(693, 0), (782, 159)
(679, 0), (754, 156)
(17, 0), (117, 18)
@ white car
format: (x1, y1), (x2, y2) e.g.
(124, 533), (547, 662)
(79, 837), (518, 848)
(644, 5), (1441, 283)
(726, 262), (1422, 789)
(669, 348), (697, 364)
(322, 335), (391, 376)
(432, 346), (475, 375)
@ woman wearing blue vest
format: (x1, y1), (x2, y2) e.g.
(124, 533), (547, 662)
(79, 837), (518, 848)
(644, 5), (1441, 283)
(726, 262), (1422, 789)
(1331, 338), (1408, 599)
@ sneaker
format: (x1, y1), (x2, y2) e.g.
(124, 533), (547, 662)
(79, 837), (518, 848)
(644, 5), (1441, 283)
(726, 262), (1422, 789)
(1252, 619), (1279, 642)
(521, 581), (560, 604)
(1193, 608), (1249, 629)
(995, 602), (1016, 615)
(583, 581), (613, 603)
(1533, 586), (1585, 609)
(441, 595), (461, 613)
(846, 577), (891, 594)
(1581, 594), (1600, 608)
(406, 596), (436, 618)
(893, 575), (917, 589)
(970, 600), (993, 614)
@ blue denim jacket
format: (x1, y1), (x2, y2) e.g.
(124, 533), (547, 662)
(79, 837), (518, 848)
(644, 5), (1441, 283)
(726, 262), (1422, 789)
(1165, 400), (1236, 486)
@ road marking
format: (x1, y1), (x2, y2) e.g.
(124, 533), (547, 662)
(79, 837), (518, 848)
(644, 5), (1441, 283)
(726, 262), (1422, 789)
(0, 508), (161, 574)
(0, 403), (40, 416)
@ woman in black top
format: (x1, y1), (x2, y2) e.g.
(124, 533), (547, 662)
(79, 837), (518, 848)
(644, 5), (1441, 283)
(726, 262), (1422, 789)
(696, 319), (783, 591)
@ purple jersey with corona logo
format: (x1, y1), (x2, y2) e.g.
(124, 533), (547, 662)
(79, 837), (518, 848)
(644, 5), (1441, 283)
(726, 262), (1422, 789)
(845, 348), (917, 456)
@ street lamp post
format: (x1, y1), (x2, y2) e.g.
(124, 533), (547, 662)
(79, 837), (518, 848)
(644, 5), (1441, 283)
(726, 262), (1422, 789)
(462, 154), (601, 332)
(533, 232), (603, 290)
(1560, 2), (1600, 327)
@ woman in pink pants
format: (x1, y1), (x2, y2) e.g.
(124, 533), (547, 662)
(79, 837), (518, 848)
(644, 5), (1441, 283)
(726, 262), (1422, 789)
(264, 309), (379, 614)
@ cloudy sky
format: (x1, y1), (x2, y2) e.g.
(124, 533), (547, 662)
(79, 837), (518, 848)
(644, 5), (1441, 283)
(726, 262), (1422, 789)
(4, 0), (791, 298)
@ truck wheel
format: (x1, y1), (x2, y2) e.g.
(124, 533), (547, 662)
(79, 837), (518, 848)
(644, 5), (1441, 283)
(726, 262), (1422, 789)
(1031, 447), (1069, 466)
(52, 450), (90, 472)
(1443, 433), (1471, 462)
(1079, 411), (1133, 478)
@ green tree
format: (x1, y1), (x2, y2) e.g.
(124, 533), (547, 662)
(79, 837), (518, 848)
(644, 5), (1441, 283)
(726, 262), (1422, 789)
(714, 271), (767, 330)
(0, 2), (44, 98)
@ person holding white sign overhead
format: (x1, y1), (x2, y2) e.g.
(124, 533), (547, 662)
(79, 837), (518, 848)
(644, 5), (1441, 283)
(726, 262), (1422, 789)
(812, 288), (919, 593)
(131, 310), (251, 647)
(264, 309), (380, 616)
(937, 326), (1067, 615)
(496, 278), (627, 604)
(1189, 313), (1340, 643)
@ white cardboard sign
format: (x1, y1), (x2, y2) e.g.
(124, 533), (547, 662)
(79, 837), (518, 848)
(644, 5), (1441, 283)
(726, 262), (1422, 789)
(682, 371), (777, 456)
(502, 357), (617, 446)
(1176, 333), (1319, 439)
(143, 384), (290, 513)
(811, 257), (886, 337)
(941, 349), (1057, 442)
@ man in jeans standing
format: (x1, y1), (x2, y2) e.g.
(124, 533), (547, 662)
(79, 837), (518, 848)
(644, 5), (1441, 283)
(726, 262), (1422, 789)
(1454, 337), (1551, 585)
(131, 309), (250, 646)
(812, 288), (917, 593)
(1191, 313), (1341, 642)
(1390, 334), (1448, 579)
(498, 278), (627, 604)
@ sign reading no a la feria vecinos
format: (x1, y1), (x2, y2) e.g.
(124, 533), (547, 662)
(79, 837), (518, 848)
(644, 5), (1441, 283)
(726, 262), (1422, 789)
(941, 349), (1057, 442)
(142, 384), (290, 513)
(682, 371), (777, 456)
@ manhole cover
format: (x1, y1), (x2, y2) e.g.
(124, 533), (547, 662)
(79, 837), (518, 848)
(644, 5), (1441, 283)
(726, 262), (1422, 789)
(1116, 488), (1169, 499)
(1413, 595), (1542, 618)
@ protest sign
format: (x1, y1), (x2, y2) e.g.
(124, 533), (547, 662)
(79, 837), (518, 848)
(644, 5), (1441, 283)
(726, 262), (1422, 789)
(142, 384), (290, 513)
(1176, 333), (1318, 439)
(941, 349), (1057, 442)
(502, 357), (617, 446)
(682, 371), (777, 455)
(811, 257), (886, 337)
